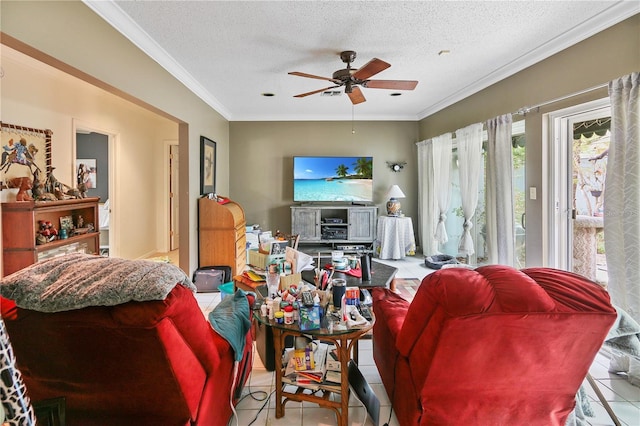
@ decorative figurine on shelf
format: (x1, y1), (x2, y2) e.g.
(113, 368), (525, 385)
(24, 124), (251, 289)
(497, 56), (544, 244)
(76, 215), (84, 229)
(8, 176), (34, 202)
(31, 169), (45, 200)
(44, 167), (63, 195)
(37, 220), (58, 243)
(40, 167), (85, 200)
(76, 182), (87, 198)
(65, 186), (82, 199)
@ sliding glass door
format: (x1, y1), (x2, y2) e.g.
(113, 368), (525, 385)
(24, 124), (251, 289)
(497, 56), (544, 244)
(545, 98), (610, 283)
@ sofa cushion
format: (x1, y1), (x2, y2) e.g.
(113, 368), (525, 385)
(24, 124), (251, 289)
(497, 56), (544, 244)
(396, 266), (560, 358)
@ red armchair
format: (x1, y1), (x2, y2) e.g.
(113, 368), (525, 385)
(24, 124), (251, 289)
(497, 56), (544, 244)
(1, 284), (254, 426)
(372, 266), (617, 426)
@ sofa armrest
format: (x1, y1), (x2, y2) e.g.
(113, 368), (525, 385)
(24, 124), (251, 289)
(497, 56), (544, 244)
(372, 288), (410, 341)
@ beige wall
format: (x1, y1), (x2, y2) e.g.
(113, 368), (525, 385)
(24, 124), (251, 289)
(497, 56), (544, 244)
(1, 46), (177, 260)
(229, 121), (419, 237)
(1, 0), (232, 275)
(418, 14), (639, 266)
(2, 1), (637, 271)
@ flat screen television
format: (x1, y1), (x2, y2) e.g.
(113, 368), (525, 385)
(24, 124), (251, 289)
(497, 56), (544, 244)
(293, 156), (373, 202)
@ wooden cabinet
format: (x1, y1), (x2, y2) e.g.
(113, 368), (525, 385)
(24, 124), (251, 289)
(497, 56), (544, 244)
(290, 208), (322, 241)
(198, 197), (246, 277)
(291, 205), (377, 245)
(348, 207), (377, 241)
(2, 197), (101, 277)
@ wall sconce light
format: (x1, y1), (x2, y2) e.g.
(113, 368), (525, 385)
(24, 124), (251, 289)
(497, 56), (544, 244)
(386, 161), (406, 172)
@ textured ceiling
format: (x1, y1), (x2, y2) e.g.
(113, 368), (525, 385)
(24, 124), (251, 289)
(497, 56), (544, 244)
(85, 1), (638, 121)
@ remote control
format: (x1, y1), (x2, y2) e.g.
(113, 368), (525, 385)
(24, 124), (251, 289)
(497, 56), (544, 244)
(301, 291), (314, 307)
(358, 304), (373, 321)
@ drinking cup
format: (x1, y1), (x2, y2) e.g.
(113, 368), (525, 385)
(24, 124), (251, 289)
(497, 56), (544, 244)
(332, 278), (347, 308)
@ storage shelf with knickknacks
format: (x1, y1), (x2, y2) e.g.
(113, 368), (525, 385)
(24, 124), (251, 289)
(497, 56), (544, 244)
(2, 197), (100, 277)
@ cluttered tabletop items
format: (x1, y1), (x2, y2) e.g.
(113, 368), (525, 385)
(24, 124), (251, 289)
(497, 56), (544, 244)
(238, 232), (374, 331)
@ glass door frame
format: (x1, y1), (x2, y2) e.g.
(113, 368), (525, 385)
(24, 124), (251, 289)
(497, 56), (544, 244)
(543, 98), (610, 270)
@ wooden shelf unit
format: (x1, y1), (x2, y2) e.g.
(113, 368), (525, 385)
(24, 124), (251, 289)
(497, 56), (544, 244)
(2, 197), (100, 277)
(198, 197), (246, 277)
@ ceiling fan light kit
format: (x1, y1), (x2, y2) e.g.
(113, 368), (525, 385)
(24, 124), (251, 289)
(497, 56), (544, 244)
(289, 50), (418, 105)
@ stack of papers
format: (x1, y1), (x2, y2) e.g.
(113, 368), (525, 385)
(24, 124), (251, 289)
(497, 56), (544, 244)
(285, 247), (315, 273)
(284, 342), (328, 385)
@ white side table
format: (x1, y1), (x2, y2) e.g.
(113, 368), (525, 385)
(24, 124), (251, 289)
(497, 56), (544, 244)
(375, 216), (416, 260)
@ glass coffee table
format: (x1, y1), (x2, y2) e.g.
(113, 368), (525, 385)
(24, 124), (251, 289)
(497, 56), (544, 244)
(300, 257), (398, 290)
(254, 309), (375, 426)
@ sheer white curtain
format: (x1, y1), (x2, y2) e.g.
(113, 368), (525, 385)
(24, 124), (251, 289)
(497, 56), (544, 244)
(416, 140), (437, 256)
(605, 72), (639, 321)
(432, 133), (453, 246)
(485, 114), (515, 265)
(456, 123), (484, 256)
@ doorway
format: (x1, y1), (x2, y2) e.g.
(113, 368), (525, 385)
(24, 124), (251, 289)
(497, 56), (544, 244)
(545, 98), (610, 283)
(74, 120), (116, 257)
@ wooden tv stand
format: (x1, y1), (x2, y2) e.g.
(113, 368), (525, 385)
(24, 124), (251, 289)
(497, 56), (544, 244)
(291, 204), (377, 248)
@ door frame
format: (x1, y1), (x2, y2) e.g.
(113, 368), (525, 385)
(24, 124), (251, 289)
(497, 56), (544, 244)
(163, 139), (179, 252)
(72, 119), (118, 257)
(543, 98), (610, 270)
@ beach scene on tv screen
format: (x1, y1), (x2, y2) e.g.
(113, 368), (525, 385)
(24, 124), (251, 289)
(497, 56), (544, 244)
(294, 156), (373, 202)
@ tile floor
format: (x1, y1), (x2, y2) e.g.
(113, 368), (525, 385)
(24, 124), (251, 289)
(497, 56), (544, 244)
(157, 251), (640, 426)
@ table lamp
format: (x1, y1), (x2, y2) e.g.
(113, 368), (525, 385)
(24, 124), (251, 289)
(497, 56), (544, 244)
(386, 184), (405, 216)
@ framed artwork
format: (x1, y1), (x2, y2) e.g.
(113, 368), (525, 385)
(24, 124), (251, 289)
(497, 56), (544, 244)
(0, 122), (52, 188)
(200, 136), (216, 195)
(270, 241), (289, 255)
(59, 215), (74, 232)
(76, 158), (97, 189)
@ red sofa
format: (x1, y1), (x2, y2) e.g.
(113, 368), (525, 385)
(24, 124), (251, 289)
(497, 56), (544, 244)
(1, 284), (254, 426)
(372, 266), (617, 426)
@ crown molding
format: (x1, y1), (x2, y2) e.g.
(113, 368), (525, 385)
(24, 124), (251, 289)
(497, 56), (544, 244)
(83, 0), (232, 121)
(84, 1), (638, 123)
(417, 1), (640, 120)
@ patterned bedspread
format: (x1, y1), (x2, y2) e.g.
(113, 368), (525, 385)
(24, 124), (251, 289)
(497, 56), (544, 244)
(0, 253), (195, 312)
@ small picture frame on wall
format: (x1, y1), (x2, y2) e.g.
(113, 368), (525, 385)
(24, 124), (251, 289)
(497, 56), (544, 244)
(200, 136), (216, 195)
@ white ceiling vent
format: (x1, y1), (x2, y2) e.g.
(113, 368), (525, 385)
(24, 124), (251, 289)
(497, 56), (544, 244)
(320, 91), (342, 97)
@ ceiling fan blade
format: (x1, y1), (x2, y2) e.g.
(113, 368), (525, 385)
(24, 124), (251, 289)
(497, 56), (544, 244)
(348, 86), (366, 105)
(351, 58), (391, 80)
(365, 80), (419, 90)
(293, 85), (340, 98)
(289, 71), (340, 84)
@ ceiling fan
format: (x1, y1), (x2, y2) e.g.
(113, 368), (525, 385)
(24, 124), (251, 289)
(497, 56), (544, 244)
(289, 50), (418, 105)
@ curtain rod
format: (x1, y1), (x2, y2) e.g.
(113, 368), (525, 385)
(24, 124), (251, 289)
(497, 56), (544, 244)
(420, 82), (608, 143)
(512, 83), (608, 116)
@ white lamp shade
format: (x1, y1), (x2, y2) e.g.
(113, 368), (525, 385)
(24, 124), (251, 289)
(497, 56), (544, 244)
(386, 185), (406, 200)
(386, 185), (405, 216)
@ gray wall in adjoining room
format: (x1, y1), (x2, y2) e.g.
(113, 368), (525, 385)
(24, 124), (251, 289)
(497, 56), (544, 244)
(76, 132), (109, 202)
